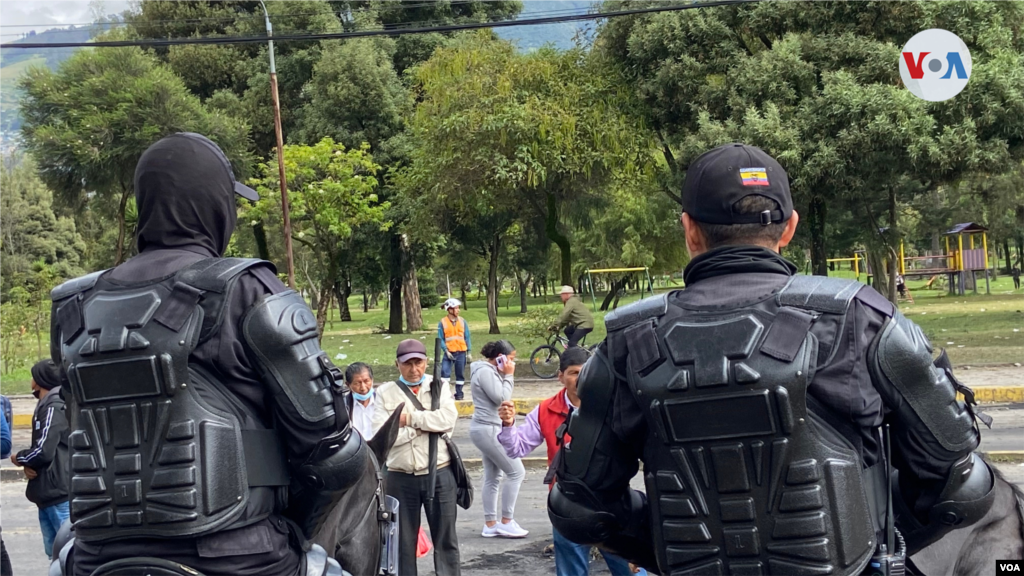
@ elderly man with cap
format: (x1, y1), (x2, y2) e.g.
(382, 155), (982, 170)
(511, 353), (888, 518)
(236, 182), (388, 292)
(10, 360), (70, 560)
(46, 133), (368, 576)
(549, 285), (595, 348)
(548, 143), (993, 575)
(373, 339), (461, 576)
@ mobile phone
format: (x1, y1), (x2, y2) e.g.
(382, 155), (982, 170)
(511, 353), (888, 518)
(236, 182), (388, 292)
(496, 354), (507, 371)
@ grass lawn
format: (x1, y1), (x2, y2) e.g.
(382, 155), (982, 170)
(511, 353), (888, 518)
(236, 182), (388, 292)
(2, 273), (1020, 395)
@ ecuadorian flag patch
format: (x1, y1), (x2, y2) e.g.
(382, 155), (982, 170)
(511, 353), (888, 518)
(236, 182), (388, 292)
(740, 167), (769, 186)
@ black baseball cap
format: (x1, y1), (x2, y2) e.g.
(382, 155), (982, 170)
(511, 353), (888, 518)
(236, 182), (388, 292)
(173, 132), (259, 201)
(681, 143), (792, 225)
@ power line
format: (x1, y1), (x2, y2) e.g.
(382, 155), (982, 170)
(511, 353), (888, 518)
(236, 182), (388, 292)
(2, 1), (759, 49)
(0, 5), (598, 39)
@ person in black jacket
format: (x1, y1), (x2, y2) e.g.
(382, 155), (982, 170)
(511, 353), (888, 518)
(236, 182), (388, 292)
(47, 133), (364, 576)
(10, 360), (70, 560)
(548, 143), (994, 575)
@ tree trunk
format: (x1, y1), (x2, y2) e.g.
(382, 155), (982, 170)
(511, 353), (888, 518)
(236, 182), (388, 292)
(600, 276), (628, 311)
(886, 187), (898, 304)
(113, 185), (132, 266)
(388, 234), (403, 333)
(252, 223), (271, 261)
(402, 235), (422, 332)
(486, 234), (502, 334)
(518, 272), (531, 314)
(1004, 240), (1013, 274)
(460, 284), (467, 309)
(315, 276), (333, 341)
(543, 191), (573, 285)
(336, 272), (352, 322)
(362, 289), (369, 313)
(808, 195), (828, 276)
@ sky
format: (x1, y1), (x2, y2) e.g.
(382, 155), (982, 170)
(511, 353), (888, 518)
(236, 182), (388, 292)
(1, 0), (132, 42)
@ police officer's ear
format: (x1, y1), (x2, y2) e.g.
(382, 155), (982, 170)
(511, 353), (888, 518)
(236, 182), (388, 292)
(778, 210), (800, 250)
(680, 212), (708, 256)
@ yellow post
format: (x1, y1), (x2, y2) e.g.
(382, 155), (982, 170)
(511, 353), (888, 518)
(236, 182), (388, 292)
(899, 240), (906, 275)
(945, 236), (951, 269)
(957, 234), (964, 270)
(969, 233), (974, 251)
(982, 232), (989, 269)
(854, 254), (860, 279)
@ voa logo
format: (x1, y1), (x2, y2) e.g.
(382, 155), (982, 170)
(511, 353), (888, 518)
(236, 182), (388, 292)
(899, 28), (972, 102)
(997, 559), (1023, 575)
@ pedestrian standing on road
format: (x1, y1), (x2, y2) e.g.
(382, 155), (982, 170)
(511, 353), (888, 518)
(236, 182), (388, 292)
(549, 286), (594, 348)
(438, 298), (471, 400)
(497, 348), (641, 576)
(9, 360), (70, 560)
(469, 340), (528, 539)
(1, 401), (12, 576)
(373, 339), (461, 576)
(345, 362), (378, 440)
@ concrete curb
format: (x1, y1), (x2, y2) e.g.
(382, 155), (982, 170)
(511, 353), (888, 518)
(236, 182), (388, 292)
(9, 387), (1023, 428)
(451, 388), (1024, 419)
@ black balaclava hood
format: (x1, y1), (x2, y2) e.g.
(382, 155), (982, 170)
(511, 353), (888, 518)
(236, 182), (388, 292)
(134, 133), (257, 257)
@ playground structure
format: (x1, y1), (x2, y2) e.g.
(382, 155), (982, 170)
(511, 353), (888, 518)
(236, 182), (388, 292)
(825, 223), (993, 296)
(582, 266), (655, 311)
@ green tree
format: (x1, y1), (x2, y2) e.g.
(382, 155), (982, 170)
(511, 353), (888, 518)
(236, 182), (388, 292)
(246, 138), (389, 337)
(0, 156), (86, 292)
(19, 46), (252, 266)
(406, 33), (648, 287)
(597, 0), (1024, 299)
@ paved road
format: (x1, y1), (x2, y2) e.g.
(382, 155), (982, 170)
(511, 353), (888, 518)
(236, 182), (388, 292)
(4, 461), (1023, 576)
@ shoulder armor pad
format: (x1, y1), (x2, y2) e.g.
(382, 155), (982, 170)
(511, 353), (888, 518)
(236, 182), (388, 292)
(179, 257), (275, 293)
(51, 270), (107, 301)
(605, 293), (670, 332)
(777, 275), (863, 314)
(872, 311), (977, 454)
(243, 290), (335, 424)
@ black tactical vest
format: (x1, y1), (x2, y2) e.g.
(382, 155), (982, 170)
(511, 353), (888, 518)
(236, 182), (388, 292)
(51, 258), (290, 542)
(613, 276), (878, 576)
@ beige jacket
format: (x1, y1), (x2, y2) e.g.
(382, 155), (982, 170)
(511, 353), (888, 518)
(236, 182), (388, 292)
(372, 375), (458, 475)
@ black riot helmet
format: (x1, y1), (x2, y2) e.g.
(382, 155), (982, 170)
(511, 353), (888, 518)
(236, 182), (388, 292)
(133, 133), (257, 257)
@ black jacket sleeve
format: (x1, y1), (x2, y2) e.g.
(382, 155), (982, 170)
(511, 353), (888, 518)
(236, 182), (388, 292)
(16, 394), (68, 471)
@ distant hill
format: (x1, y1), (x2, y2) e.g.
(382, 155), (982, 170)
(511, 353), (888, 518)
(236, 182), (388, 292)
(1, 24), (114, 134)
(495, 1), (599, 51)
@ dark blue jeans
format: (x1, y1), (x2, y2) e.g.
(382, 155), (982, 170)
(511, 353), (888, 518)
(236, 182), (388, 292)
(441, 351), (466, 384)
(552, 527), (643, 576)
(39, 501), (69, 559)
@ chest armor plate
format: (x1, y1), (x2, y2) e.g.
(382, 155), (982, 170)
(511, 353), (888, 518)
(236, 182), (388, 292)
(628, 305), (875, 576)
(59, 274), (248, 541)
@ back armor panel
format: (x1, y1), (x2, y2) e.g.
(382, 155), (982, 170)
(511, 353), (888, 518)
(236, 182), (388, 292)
(624, 295), (876, 576)
(54, 259), (276, 542)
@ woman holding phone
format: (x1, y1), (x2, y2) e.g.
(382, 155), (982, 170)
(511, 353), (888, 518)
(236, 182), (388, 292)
(469, 340), (528, 538)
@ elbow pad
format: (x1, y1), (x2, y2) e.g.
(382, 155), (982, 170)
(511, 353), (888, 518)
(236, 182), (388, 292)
(895, 453), (995, 553)
(548, 481), (657, 571)
(242, 291), (337, 425)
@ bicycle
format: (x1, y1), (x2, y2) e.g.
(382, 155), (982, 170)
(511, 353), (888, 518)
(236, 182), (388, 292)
(529, 331), (597, 379)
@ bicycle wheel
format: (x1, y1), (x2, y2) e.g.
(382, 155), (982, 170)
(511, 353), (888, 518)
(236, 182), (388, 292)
(530, 345), (561, 379)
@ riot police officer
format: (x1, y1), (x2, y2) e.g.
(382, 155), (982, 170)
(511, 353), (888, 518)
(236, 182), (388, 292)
(548, 143), (994, 575)
(48, 133), (365, 576)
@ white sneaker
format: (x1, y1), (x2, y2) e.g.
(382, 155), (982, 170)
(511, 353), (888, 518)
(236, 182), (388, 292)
(481, 524), (499, 538)
(496, 519), (529, 538)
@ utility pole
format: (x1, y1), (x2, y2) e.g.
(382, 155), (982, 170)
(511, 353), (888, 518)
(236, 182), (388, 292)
(260, 1), (296, 289)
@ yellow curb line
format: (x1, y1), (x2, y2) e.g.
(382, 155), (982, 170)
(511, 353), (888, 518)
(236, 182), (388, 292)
(10, 388), (1023, 427)
(959, 387), (1024, 404)
(454, 387), (1024, 417)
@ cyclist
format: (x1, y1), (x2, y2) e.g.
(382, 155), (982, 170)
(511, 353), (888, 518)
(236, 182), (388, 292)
(548, 286), (594, 348)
